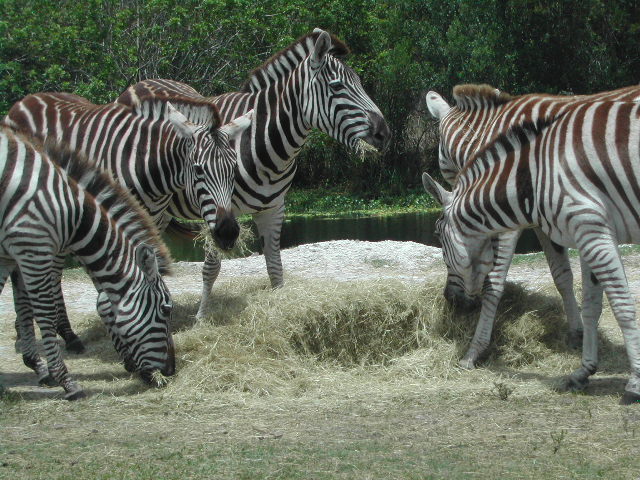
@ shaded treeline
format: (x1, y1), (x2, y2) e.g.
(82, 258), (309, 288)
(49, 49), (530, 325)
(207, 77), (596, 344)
(2, 0), (639, 194)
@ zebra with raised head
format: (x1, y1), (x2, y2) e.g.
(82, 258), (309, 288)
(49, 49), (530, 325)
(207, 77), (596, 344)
(0, 127), (175, 400)
(425, 84), (640, 368)
(4, 92), (252, 352)
(421, 92), (640, 404)
(116, 28), (391, 319)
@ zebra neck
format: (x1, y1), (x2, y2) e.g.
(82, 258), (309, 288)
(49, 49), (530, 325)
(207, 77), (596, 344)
(457, 154), (536, 234)
(231, 80), (311, 174)
(68, 200), (139, 300)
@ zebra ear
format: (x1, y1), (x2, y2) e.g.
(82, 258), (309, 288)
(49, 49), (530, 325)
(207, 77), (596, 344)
(311, 30), (332, 68)
(219, 109), (253, 141)
(135, 244), (160, 281)
(167, 102), (196, 139)
(426, 91), (451, 121)
(422, 172), (452, 207)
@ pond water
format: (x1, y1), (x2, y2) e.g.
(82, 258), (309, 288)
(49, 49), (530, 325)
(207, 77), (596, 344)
(164, 212), (542, 261)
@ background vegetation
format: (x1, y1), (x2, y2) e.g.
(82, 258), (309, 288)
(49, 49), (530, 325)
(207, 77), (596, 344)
(2, 0), (640, 195)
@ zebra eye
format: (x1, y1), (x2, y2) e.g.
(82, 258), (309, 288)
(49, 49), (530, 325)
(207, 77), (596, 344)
(193, 164), (205, 177)
(329, 79), (343, 90)
(161, 303), (172, 315)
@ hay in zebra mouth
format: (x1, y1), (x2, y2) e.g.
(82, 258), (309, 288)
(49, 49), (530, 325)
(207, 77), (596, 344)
(195, 220), (255, 259)
(139, 369), (170, 388)
(354, 138), (381, 159)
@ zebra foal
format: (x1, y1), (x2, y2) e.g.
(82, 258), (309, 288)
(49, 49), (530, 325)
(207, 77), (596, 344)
(0, 127), (175, 400)
(422, 92), (640, 404)
(425, 84), (640, 368)
(116, 28), (391, 319)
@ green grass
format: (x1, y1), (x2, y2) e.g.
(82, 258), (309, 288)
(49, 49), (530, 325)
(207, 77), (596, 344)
(285, 187), (440, 218)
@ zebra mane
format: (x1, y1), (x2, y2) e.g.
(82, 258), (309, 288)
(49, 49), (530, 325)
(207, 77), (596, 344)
(41, 137), (174, 275)
(458, 116), (559, 181)
(241, 30), (350, 93)
(132, 95), (222, 131)
(452, 84), (514, 111)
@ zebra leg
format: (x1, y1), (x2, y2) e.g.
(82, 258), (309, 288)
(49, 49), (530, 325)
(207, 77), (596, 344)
(565, 258), (603, 392)
(460, 230), (521, 369)
(573, 234), (640, 404)
(10, 270), (57, 386)
(0, 265), (53, 386)
(51, 256), (85, 353)
(10, 269), (30, 353)
(12, 261), (85, 354)
(19, 268), (86, 400)
(534, 229), (583, 348)
(252, 203), (286, 288)
(195, 250), (222, 320)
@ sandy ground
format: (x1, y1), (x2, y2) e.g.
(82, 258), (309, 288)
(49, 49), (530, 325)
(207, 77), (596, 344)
(0, 239), (591, 317)
(0, 240), (447, 316)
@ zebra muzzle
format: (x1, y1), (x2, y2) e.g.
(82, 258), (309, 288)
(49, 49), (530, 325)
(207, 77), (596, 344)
(363, 111), (392, 152)
(162, 334), (176, 377)
(212, 207), (240, 251)
(443, 284), (481, 312)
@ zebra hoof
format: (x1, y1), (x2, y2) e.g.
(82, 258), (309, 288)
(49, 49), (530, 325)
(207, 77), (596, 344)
(566, 329), (584, 350)
(65, 337), (86, 354)
(38, 375), (58, 388)
(65, 390), (88, 401)
(563, 375), (588, 392)
(458, 358), (476, 370)
(619, 391), (640, 405)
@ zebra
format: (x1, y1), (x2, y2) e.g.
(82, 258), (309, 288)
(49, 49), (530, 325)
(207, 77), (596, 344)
(4, 92), (253, 353)
(421, 89), (640, 404)
(425, 84), (640, 369)
(0, 126), (175, 400)
(115, 28), (391, 319)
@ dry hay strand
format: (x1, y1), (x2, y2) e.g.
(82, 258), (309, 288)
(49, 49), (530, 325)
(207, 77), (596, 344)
(194, 220), (255, 259)
(162, 277), (569, 397)
(354, 138), (380, 160)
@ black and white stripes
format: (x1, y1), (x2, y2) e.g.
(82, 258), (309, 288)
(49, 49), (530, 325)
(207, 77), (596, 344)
(116, 28), (391, 319)
(423, 86), (640, 403)
(425, 84), (640, 368)
(0, 127), (175, 400)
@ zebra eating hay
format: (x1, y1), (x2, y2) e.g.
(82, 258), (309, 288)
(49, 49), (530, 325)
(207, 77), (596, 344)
(422, 91), (640, 404)
(115, 28), (392, 319)
(425, 83), (640, 369)
(0, 127), (175, 400)
(4, 91), (253, 353)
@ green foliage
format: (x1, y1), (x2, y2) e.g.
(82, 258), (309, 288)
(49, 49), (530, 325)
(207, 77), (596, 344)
(2, 0), (639, 197)
(285, 187), (439, 216)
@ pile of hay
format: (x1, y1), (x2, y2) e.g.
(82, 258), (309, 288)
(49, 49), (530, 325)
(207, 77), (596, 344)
(162, 276), (570, 397)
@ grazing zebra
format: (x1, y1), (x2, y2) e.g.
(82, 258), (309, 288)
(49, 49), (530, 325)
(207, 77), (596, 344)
(4, 92), (252, 352)
(421, 91), (640, 404)
(116, 28), (391, 319)
(425, 84), (640, 368)
(0, 127), (175, 400)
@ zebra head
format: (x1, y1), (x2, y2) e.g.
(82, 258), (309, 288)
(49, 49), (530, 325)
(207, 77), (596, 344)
(301, 29), (391, 152)
(425, 91), (457, 186)
(422, 172), (492, 310)
(166, 103), (253, 250)
(114, 244), (176, 384)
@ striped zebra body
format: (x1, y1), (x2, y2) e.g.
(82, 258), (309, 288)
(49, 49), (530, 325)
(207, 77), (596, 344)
(422, 94), (640, 403)
(116, 28), (391, 319)
(4, 91), (252, 352)
(426, 84), (640, 368)
(0, 127), (175, 400)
